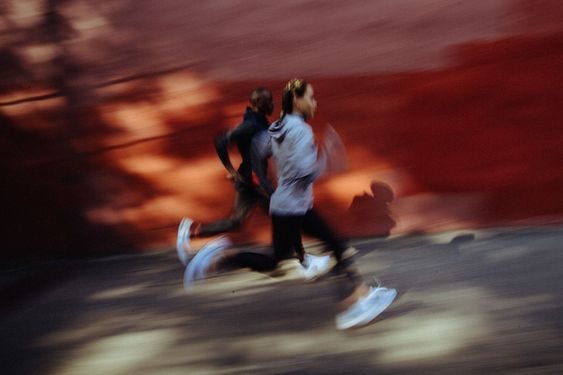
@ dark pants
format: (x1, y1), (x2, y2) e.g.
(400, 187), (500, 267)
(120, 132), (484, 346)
(198, 184), (268, 237)
(218, 247), (277, 272)
(219, 209), (349, 272)
(272, 210), (363, 299)
(272, 210), (348, 263)
(216, 209), (363, 300)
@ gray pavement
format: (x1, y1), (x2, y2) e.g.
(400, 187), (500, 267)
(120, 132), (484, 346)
(1, 226), (562, 374)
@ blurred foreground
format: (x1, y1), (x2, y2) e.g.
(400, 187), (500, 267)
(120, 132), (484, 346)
(1, 226), (562, 374)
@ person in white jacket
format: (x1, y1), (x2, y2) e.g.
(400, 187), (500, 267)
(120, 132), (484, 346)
(268, 78), (397, 329)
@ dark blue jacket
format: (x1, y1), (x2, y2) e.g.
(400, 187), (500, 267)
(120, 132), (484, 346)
(215, 107), (269, 188)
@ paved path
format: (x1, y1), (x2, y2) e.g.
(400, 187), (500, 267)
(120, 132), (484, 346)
(1, 226), (562, 374)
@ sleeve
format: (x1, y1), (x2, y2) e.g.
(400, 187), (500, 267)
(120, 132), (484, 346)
(292, 126), (327, 185)
(214, 129), (237, 176)
(250, 133), (274, 195)
(215, 118), (256, 176)
(227, 119), (255, 142)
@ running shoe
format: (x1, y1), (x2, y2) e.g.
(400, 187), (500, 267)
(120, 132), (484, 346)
(335, 286), (397, 330)
(183, 236), (232, 289)
(176, 217), (193, 266)
(302, 253), (334, 281)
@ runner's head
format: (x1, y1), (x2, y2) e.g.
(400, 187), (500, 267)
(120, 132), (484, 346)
(250, 87), (274, 116)
(281, 78), (316, 120)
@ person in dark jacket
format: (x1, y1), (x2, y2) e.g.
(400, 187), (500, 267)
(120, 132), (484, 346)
(204, 87), (274, 233)
(175, 88), (273, 265)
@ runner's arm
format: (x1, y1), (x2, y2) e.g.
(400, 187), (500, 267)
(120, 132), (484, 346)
(214, 130), (238, 178)
(214, 120), (255, 178)
(250, 134), (275, 196)
(293, 126), (328, 186)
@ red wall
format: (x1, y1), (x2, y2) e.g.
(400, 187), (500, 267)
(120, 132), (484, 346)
(1, 1), (562, 258)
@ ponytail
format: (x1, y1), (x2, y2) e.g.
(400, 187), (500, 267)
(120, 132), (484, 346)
(278, 78), (308, 123)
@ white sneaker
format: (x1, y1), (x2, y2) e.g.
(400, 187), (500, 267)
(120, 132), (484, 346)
(335, 286), (397, 330)
(302, 253), (333, 281)
(176, 217), (193, 265)
(183, 236), (232, 289)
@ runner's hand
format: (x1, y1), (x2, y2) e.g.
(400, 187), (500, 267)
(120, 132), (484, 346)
(323, 124), (348, 174)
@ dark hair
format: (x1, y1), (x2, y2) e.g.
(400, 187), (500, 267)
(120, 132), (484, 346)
(250, 87), (273, 116)
(280, 78), (308, 121)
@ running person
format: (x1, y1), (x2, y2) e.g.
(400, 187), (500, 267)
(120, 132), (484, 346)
(251, 121), (348, 277)
(176, 87), (274, 264)
(268, 78), (397, 329)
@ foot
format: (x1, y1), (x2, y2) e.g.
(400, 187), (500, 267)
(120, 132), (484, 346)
(176, 217), (193, 266)
(335, 286), (397, 330)
(302, 253), (334, 281)
(183, 236), (232, 289)
(341, 246), (358, 259)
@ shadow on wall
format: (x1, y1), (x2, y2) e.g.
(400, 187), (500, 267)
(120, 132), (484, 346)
(347, 181), (396, 238)
(312, 33), (563, 234)
(0, 112), (140, 260)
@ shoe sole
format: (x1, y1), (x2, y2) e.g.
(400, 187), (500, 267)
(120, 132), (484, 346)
(356, 288), (397, 327)
(304, 256), (336, 282)
(176, 218), (192, 266)
(183, 236), (232, 289)
(336, 288), (397, 330)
